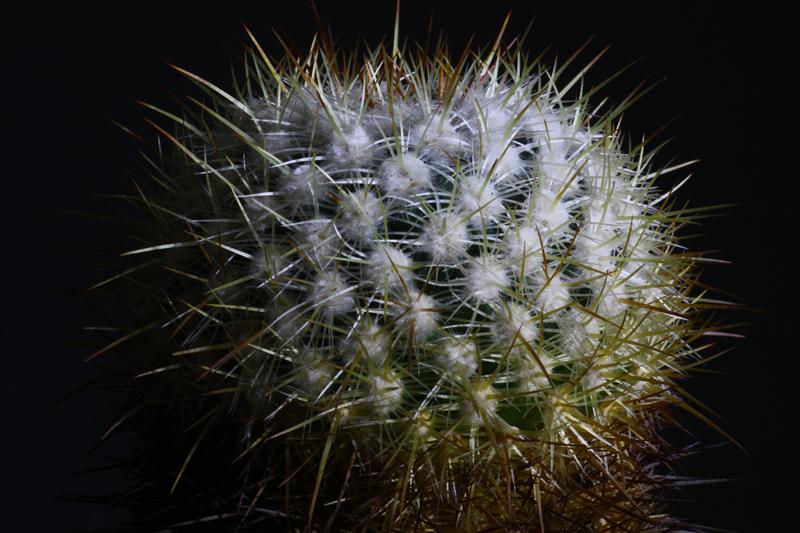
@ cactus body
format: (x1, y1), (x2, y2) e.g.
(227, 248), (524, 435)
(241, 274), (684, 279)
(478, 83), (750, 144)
(100, 28), (718, 531)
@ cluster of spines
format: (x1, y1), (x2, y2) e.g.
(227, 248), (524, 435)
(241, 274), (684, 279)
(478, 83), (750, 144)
(101, 28), (717, 531)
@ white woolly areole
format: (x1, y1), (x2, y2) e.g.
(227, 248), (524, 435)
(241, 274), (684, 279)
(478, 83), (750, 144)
(517, 352), (556, 392)
(581, 149), (616, 181)
(408, 112), (466, 158)
(436, 339), (479, 377)
(462, 383), (497, 426)
(296, 220), (341, 265)
(558, 309), (602, 358)
(419, 211), (469, 263)
(530, 270), (571, 315)
(379, 154), (432, 199)
(521, 100), (563, 137)
(504, 225), (544, 269)
(492, 301), (539, 347)
(249, 245), (289, 281)
(538, 142), (582, 194)
(328, 125), (374, 167)
(574, 228), (618, 273)
(311, 271), (355, 314)
(346, 321), (391, 366)
(280, 163), (327, 206)
(266, 293), (307, 342)
(412, 410), (435, 439)
(483, 138), (527, 178)
(297, 357), (333, 397)
(613, 196), (643, 220)
(584, 196), (620, 235)
(457, 174), (504, 223)
(367, 370), (404, 415)
(528, 187), (571, 235)
(464, 255), (509, 302)
(581, 362), (613, 393)
(593, 277), (628, 319)
(338, 190), (383, 242)
(243, 191), (277, 229)
(470, 92), (518, 135)
(368, 245), (413, 290)
(393, 290), (439, 339)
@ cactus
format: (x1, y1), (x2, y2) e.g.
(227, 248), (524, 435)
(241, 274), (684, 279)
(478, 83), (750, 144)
(92, 20), (729, 532)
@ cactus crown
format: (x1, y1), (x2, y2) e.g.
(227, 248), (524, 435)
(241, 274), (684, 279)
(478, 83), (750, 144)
(102, 23), (720, 531)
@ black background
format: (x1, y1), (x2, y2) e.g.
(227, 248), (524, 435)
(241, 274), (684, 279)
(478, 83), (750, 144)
(2, 2), (792, 531)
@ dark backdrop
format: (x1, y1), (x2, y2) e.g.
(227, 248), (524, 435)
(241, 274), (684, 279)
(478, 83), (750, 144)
(2, 2), (791, 531)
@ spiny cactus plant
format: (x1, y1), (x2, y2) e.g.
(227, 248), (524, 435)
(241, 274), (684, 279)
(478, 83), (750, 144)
(92, 19), (730, 532)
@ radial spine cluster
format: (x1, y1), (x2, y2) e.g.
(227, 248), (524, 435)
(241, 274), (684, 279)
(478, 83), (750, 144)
(103, 27), (717, 531)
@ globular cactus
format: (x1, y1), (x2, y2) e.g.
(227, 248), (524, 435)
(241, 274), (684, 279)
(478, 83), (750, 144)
(94, 21), (726, 532)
